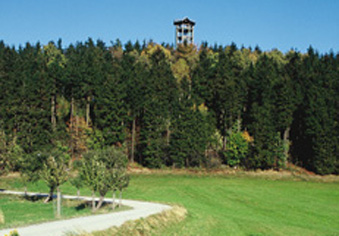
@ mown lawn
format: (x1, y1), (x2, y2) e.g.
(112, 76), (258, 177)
(0, 181), (130, 230)
(1, 173), (338, 235)
(123, 174), (339, 236)
(0, 194), (93, 229)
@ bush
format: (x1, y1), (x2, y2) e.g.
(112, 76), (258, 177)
(222, 132), (249, 167)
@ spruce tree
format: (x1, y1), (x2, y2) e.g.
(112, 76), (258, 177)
(296, 48), (338, 174)
(170, 77), (213, 167)
(92, 40), (127, 146)
(139, 48), (177, 167)
(246, 55), (285, 169)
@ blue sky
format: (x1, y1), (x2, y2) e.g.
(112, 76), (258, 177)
(0, 0), (338, 53)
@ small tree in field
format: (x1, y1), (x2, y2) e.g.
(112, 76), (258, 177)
(70, 174), (83, 199)
(20, 152), (47, 195)
(80, 146), (128, 212)
(80, 157), (100, 212)
(40, 153), (69, 218)
(117, 173), (130, 207)
(70, 160), (83, 199)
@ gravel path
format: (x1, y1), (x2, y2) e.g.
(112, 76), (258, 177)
(0, 190), (171, 236)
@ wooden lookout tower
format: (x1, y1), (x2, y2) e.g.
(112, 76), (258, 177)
(174, 17), (195, 46)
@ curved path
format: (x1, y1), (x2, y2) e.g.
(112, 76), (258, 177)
(0, 190), (171, 236)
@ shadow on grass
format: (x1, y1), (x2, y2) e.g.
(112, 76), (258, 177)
(74, 200), (115, 211)
(75, 203), (87, 211)
(23, 195), (46, 202)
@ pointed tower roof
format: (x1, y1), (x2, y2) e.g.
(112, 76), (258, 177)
(174, 17), (195, 26)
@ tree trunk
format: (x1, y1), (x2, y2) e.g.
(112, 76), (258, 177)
(70, 96), (74, 128)
(91, 190), (96, 213)
(51, 95), (56, 131)
(44, 187), (54, 203)
(56, 186), (61, 218)
(119, 190), (122, 208)
(166, 122), (171, 146)
(24, 186), (27, 196)
(95, 195), (105, 211)
(112, 190), (116, 210)
(70, 96), (74, 159)
(283, 127), (290, 143)
(75, 114), (79, 160)
(76, 115), (79, 136)
(237, 114), (241, 132)
(222, 136), (227, 151)
(86, 95), (90, 126)
(283, 127), (291, 163)
(131, 118), (136, 163)
(77, 189), (80, 200)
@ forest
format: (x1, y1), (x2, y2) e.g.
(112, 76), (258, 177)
(0, 39), (338, 175)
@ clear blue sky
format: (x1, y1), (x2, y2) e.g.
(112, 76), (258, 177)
(0, 0), (338, 53)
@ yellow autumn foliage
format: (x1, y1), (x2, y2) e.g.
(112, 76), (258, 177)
(140, 43), (173, 62)
(171, 58), (190, 82)
(198, 103), (208, 113)
(242, 131), (254, 143)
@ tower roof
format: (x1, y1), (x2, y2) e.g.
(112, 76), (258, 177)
(174, 17), (195, 26)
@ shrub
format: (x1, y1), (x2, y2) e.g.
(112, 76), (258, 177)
(223, 131), (249, 167)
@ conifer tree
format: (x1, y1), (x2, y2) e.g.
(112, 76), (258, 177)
(246, 55), (285, 169)
(294, 48), (338, 174)
(139, 48), (177, 167)
(92, 41), (127, 146)
(170, 77), (213, 167)
(123, 47), (147, 162)
(211, 44), (246, 151)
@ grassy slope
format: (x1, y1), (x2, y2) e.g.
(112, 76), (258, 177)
(1, 174), (338, 235)
(124, 174), (339, 236)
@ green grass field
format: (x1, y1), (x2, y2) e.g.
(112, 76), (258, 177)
(1, 173), (338, 235)
(123, 174), (339, 236)
(0, 195), (94, 229)
(0, 185), (130, 230)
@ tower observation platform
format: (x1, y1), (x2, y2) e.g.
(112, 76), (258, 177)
(174, 17), (195, 46)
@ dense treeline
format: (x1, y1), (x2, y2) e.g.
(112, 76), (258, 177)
(0, 39), (338, 175)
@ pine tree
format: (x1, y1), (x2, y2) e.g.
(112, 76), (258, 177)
(246, 55), (285, 169)
(43, 41), (67, 135)
(211, 44), (246, 151)
(295, 48), (338, 174)
(11, 43), (51, 153)
(123, 47), (147, 162)
(170, 77), (213, 167)
(139, 48), (177, 167)
(92, 40), (128, 146)
(64, 43), (85, 158)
